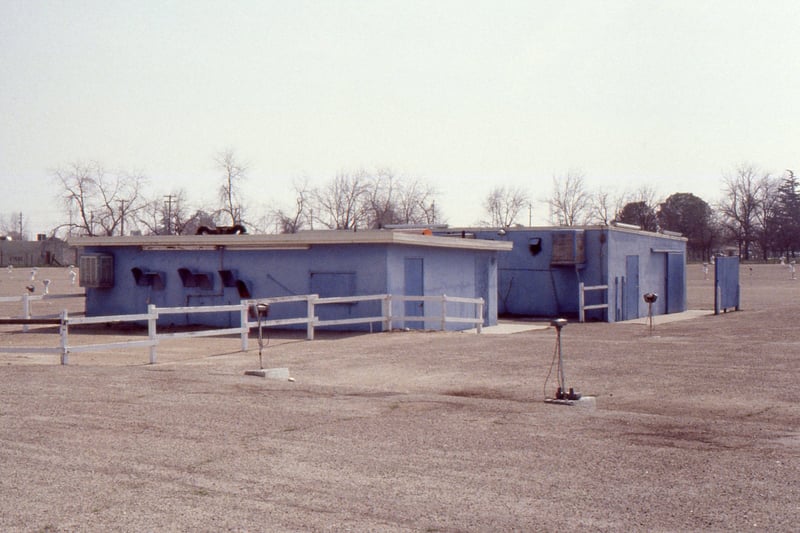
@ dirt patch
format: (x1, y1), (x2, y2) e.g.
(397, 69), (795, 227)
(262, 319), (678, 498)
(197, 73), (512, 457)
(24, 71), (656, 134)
(1, 265), (799, 531)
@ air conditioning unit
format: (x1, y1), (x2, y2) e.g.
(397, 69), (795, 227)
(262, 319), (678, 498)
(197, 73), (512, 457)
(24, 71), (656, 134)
(551, 230), (586, 265)
(79, 254), (114, 288)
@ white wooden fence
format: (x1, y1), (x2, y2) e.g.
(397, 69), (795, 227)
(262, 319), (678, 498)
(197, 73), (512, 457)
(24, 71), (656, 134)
(578, 282), (609, 323)
(0, 293), (485, 365)
(0, 293), (84, 332)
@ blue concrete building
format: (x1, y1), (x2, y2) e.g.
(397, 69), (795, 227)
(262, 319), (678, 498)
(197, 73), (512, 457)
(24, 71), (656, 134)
(436, 225), (687, 322)
(69, 230), (511, 330)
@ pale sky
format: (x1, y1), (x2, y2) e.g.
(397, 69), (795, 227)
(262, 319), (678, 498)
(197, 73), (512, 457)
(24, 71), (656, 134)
(3, 1), (800, 235)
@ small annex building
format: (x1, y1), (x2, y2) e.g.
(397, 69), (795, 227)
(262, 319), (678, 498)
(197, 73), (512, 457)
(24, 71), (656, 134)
(69, 230), (511, 331)
(435, 225), (688, 322)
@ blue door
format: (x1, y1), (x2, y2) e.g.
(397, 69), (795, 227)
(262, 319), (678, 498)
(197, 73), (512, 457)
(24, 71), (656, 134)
(714, 256), (740, 313)
(666, 253), (686, 313)
(404, 258), (424, 327)
(624, 255), (639, 320)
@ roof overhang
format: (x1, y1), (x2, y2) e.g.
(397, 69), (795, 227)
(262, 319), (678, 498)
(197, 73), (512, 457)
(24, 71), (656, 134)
(68, 230), (513, 252)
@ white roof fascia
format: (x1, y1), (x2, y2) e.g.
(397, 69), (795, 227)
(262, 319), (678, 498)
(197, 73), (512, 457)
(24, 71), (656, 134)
(68, 230), (513, 252)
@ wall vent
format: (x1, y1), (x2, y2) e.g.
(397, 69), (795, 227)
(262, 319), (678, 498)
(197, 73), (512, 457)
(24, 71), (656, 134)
(131, 267), (165, 290)
(177, 268), (214, 290)
(79, 254), (115, 288)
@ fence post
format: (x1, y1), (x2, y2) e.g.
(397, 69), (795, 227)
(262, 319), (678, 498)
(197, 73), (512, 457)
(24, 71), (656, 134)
(307, 295), (316, 340)
(148, 304), (157, 364)
(22, 293), (30, 333)
(441, 294), (447, 331)
(60, 309), (69, 365)
(477, 298), (484, 334)
(578, 282), (585, 323)
(240, 301), (249, 351)
(383, 294), (392, 332)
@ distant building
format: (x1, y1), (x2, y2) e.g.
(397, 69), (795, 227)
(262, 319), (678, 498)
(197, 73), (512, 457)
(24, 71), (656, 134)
(68, 230), (512, 330)
(0, 236), (76, 267)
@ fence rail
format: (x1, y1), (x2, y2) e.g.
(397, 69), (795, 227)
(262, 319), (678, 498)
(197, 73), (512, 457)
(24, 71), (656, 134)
(578, 283), (609, 323)
(0, 293), (485, 365)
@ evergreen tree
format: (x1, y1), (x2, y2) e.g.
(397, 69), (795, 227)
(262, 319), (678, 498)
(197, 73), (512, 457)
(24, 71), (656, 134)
(775, 171), (800, 257)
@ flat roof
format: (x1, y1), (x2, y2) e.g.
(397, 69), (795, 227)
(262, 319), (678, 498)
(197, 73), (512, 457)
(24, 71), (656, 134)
(442, 224), (688, 242)
(68, 229), (513, 252)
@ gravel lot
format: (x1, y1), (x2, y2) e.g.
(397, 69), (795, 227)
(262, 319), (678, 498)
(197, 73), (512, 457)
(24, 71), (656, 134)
(1, 264), (798, 532)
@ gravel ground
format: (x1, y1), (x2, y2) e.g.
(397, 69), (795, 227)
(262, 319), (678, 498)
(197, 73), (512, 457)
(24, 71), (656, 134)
(1, 264), (798, 532)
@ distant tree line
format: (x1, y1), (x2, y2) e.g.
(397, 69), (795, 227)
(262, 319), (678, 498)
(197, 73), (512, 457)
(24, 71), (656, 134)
(274, 168), (439, 233)
(539, 164), (800, 262)
(49, 151), (440, 238)
(45, 153), (800, 262)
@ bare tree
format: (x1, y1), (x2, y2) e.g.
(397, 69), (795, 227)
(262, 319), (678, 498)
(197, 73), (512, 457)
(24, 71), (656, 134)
(312, 171), (370, 230)
(396, 176), (439, 225)
(420, 199), (442, 225)
(719, 164), (770, 259)
(631, 185), (659, 210)
(363, 168), (399, 229)
(589, 188), (624, 225)
(54, 161), (147, 236)
(272, 179), (312, 234)
(360, 168), (440, 228)
(215, 149), (247, 226)
(753, 173), (782, 260)
(482, 186), (528, 227)
(548, 171), (591, 226)
(137, 189), (195, 235)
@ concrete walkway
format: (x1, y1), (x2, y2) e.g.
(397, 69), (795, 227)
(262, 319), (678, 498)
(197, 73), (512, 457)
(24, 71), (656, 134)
(619, 309), (713, 325)
(466, 309), (713, 334)
(465, 319), (550, 335)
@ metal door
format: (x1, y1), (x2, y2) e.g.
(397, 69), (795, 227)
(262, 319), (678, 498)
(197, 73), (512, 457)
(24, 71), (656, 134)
(624, 255), (640, 320)
(666, 253), (686, 313)
(714, 256), (740, 313)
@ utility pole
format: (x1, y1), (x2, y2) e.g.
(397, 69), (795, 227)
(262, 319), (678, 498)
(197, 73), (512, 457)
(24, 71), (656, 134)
(164, 194), (174, 234)
(18, 212), (23, 240)
(119, 200), (125, 236)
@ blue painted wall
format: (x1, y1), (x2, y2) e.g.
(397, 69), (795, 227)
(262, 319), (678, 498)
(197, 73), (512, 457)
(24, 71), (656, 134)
(605, 228), (686, 321)
(445, 227), (686, 322)
(80, 242), (501, 330)
(386, 246), (497, 330)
